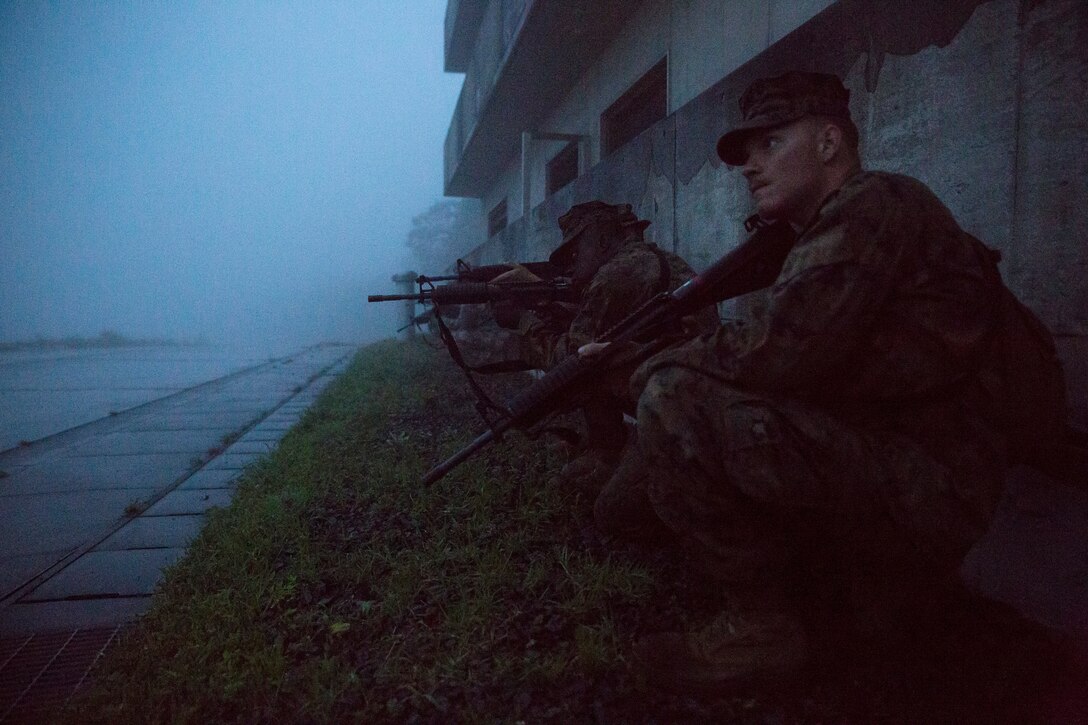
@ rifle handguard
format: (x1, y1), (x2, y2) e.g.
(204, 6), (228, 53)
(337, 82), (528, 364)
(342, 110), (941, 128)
(506, 354), (593, 426)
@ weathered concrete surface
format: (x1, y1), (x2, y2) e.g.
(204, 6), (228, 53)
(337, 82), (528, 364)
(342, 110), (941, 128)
(67, 430), (228, 456)
(224, 440), (278, 455)
(0, 598), (152, 636)
(203, 453), (265, 471)
(0, 344), (354, 635)
(235, 427), (289, 442)
(0, 489), (163, 562)
(0, 455), (192, 495)
(176, 469), (240, 490)
(97, 516), (207, 551)
(143, 489), (234, 516)
(23, 549), (189, 601)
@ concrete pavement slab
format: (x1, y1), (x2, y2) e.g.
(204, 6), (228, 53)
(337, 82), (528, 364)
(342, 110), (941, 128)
(176, 469), (239, 490)
(125, 413), (259, 431)
(66, 430), (224, 456)
(177, 397), (270, 408)
(0, 488), (159, 559)
(205, 453), (265, 470)
(237, 428), (288, 442)
(0, 344), (353, 643)
(249, 420), (296, 431)
(23, 549), (187, 601)
(0, 553), (71, 602)
(143, 489), (234, 516)
(265, 409), (301, 420)
(0, 598), (150, 635)
(0, 389), (163, 452)
(225, 440), (278, 455)
(0, 454), (192, 495)
(96, 515), (206, 551)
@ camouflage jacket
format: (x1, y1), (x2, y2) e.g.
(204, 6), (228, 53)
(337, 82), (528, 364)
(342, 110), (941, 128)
(637, 171), (1066, 467)
(519, 240), (717, 371)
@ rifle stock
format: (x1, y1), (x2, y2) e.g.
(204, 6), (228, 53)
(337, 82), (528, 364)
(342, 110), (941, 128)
(421, 220), (795, 485)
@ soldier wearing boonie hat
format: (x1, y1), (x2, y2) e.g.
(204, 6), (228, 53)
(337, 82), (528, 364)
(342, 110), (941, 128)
(494, 199), (716, 493)
(547, 200), (650, 275)
(591, 70), (1069, 693)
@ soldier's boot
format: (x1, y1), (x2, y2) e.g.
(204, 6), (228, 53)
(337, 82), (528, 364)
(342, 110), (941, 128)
(593, 439), (674, 543)
(632, 603), (808, 694)
(551, 401), (629, 494)
(551, 449), (618, 494)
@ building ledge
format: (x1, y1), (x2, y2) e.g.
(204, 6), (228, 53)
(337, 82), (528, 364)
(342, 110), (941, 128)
(444, 0), (630, 198)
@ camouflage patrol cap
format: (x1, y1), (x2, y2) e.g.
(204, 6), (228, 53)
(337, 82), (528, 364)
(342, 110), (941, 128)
(716, 71), (854, 166)
(548, 200), (651, 268)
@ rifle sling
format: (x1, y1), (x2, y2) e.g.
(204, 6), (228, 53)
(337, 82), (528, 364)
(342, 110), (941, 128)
(431, 305), (509, 427)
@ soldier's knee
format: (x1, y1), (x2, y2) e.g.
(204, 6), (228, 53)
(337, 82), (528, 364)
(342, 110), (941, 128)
(637, 366), (702, 424)
(635, 367), (692, 457)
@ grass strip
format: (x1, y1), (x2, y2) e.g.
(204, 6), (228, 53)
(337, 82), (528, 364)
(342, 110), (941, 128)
(63, 340), (671, 722)
(65, 339), (1070, 723)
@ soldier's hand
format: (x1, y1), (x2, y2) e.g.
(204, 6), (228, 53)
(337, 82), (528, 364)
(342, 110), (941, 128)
(491, 264), (543, 285)
(578, 342), (611, 358)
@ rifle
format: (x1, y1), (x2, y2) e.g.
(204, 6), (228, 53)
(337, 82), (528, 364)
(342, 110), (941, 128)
(368, 279), (577, 307)
(421, 219), (797, 485)
(417, 258), (564, 285)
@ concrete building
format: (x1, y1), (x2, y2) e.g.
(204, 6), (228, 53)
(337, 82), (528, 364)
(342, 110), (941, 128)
(441, 0), (1088, 426)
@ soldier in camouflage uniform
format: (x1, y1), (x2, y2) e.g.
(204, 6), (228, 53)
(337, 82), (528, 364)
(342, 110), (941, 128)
(593, 71), (1069, 691)
(495, 201), (717, 488)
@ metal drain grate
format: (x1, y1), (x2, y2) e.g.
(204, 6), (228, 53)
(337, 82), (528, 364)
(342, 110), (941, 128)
(0, 627), (124, 724)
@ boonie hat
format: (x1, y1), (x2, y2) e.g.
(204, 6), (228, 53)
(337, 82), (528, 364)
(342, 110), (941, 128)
(717, 71), (854, 166)
(548, 201), (650, 268)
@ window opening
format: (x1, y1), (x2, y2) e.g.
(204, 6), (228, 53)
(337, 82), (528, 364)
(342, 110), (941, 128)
(487, 199), (508, 238)
(601, 58), (667, 157)
(545, 142), (579, 196)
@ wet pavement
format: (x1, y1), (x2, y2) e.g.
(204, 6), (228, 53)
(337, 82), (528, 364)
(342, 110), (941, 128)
(0, 346), (273, 452)
(0, 344), (354, 634)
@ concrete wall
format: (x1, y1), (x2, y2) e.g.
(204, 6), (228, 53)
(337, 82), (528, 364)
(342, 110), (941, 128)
(479, 0), (834, 221)
(462, 0), (1088, 426)
(480, 0), (671, 220)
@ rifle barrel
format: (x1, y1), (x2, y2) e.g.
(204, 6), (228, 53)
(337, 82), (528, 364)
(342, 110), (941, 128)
(369, 281), (574, 306)
(367, 293), (421, 303)
(422, 425), (506, 486)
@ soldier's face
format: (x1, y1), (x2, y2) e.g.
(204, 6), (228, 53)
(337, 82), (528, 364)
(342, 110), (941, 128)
(571, 225), (607, 285)
(740, 119), (826, 226)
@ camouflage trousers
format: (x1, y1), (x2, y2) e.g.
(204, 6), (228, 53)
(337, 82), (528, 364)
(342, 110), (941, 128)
(629, 365), (1004, 584)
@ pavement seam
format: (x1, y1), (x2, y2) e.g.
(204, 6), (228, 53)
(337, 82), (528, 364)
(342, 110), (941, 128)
(0, 347), (354, 614)
(0, 354), (284, 458)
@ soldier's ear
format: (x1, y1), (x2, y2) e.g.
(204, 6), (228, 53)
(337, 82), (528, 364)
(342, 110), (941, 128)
(818, 123), (843, 161)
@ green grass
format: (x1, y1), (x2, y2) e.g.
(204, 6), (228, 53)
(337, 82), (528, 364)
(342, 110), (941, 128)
(64, 340), (672, 723)
(65, 339), (1070, 723)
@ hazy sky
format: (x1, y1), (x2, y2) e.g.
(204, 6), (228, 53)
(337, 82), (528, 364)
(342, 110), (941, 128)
(1, 2), (463, 355)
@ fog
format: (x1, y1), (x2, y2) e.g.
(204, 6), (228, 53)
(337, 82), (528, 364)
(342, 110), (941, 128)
(0, 2), (462, 357)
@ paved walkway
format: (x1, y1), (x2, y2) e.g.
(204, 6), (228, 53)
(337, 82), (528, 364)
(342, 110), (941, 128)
(0, 344), (354, 721)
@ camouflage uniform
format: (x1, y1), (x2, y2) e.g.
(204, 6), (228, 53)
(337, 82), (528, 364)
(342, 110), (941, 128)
(518, 240), (716, 371)
(515, 236), (718, 471)
(627, 171), (1067, 581)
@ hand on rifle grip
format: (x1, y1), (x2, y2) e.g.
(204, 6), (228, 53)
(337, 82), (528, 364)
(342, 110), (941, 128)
(578, 342), (611, 358)
(491, 264), (543, 285)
